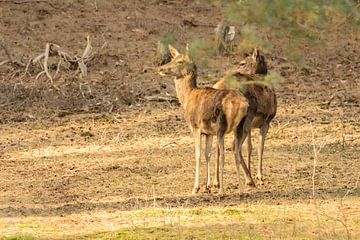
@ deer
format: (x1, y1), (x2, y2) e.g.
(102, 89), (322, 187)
(157, 45), (256, 195)
(213, 48), (277, 185)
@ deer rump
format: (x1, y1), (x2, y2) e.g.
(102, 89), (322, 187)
(241, 84), (277, 128)
(185, 87), (249, 136)
(215, 72), (276, 129)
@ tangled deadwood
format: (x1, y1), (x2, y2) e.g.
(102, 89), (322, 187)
(1, 35), (96, 93)
(33, 35), (94, 80)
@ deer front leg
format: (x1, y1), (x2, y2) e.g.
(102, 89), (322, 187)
(192, 130), (202, 194)
(205, 135), (213, 192)
(213, 144), (220, 188)
(257, 123), (269, 185)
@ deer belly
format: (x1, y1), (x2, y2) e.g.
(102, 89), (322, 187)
(200, 121), (217, 135)
(251, 115), (265, 128)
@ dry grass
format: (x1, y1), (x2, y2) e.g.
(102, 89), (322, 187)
(0, 101), (359, 239)
(0, 0), (359, 239)
(1, 200), (360, 239)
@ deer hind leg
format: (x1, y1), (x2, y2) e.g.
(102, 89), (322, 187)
(192, 129), (202, 194)
(257, 122), (269, 185)
(212, 143), (220, 189)
(217, 134), (225, 196)
(235, 116), (255, 187)
(204, 135), (213, 192)
(246, 129), (252, 173)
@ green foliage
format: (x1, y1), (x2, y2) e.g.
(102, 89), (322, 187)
(237, 25), (272, 53)
(4, 237), (39, 240)
(224, 0), (359, 32)
(159, 33), (178, 49)
(264, 70), (285, 87)
(223, 69), (283, 90)
(188, 38), (218, 68)
(208, 0), (360, 66)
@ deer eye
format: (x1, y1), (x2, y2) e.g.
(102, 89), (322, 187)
(239, 62), (246, 66)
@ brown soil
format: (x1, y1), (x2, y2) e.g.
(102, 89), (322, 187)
(0, 0), (359, 239)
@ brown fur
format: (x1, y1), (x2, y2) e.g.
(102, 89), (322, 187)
(214, 73), (277, 128)
(184, 87), (248, 135)
(213, 48), (277, 184)
(158, 45), (255, 195)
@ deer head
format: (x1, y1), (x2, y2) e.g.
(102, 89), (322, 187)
(158, 45), (196, 78)
(237, 48), (268, 75)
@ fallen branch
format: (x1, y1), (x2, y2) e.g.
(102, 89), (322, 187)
(0, 60), (10, 66)
(143, 95), (178, 103)
(0, 60), (26, 68)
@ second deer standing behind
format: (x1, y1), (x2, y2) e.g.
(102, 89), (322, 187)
(213, 48), (277, 184)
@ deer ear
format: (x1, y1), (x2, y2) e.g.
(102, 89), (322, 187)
(185, 43), (190, 54)
(252, 47), (259, 60)
(168, 44), (180, 58)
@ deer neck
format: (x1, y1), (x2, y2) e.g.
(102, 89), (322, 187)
(174, 72), (197, 109)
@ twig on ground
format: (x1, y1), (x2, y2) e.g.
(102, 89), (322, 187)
(273, 119), (293, 136)
(23, 58), (32, 77)
(160, 141), (178, 149)
(35, 70), (45, 81)
(53, 59), (62, 79)
(0, 60), (10, 66)
(79, 81), (91, 99)
(143, 95), (178, 103)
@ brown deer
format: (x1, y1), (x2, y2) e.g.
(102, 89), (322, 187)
(158, 45), (255, 195)
(213, 48), (277, 185)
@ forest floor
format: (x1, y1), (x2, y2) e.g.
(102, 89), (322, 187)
(0, 0), (359, 239)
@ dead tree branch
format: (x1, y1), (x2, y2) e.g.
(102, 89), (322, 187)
(33, 35), (94, 81)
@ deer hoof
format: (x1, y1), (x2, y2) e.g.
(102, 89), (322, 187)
(245, 180), (256, 187)
(192, 187), (200, 195)
(204, 186), (211, 193)
(256, 176), (264, 185)
(212, 181), (220, 189)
